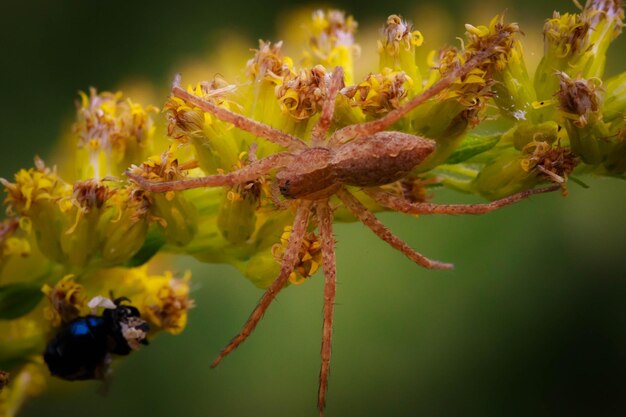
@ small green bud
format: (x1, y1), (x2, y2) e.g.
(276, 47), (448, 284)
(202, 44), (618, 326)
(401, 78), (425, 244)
(473, 151), (540, 200)
(502, 121), (560, 150)
(243, 250), (281, 289)
(217, 182), (261, 244)
(150, 192), (198, 247)
(97, 188), (150, 265)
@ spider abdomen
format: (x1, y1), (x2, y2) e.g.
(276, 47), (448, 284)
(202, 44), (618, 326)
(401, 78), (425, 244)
(276, 132), (435, 200)
(333, 132), (435, 187)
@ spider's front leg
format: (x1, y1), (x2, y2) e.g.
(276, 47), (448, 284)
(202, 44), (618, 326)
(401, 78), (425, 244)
(328, 28), (510, 146)
(211, 200), (313, 368)
(364, 184), (561, 215)
(126, 152), (294, 193)
(311, 66), (344, 147)
(172, 75), (307, 151)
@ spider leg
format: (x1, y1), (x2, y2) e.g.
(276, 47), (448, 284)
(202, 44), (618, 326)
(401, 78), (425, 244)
(364, 185), (561, 215)
(311, 66), (344, 147)
(328, 30), (509, 146)
(315, 200), (337, 415)
(336, 187), (453, 270)
(211, 200), (313, 368)
(127, 152), (294, 193)
(172, 75), (307, 151)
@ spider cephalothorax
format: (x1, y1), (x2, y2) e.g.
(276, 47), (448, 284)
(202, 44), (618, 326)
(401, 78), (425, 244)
(127, 25), (560, 416)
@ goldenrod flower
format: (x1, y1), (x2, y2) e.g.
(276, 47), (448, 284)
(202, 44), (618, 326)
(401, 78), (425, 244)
(74, 88), (158, 179)
(378, 14), (423, 86)
(141, 271), (194, 335)
(343, 68), (412, 116)
(41, 275), (87, 327)
(277, 65), (329, 120)
(128, 151), (199, 247)
(272, 226), (322, 285)
(248, 40), (294, 83)
(0, 158), (69, 215)
(303, 9), (358, 84)
(535, 0), (625, 99)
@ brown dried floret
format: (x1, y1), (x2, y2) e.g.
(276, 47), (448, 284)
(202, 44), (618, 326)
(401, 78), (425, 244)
(556, 72), (602, 127)
(342, 69), (410, 116)
(143, 276), (194, 335)
(128, 151), (195, 183)
(464, 16), (521, 73)
(71, 179), (114, 212)
(379, 14), (423, 56)
(521, 140), (579, 193)
(42, 275), (87, 326)
(276, 65), (329, 120)
(247, 40), (294, 82)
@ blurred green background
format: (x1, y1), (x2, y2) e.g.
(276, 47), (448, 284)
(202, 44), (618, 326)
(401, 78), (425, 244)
(3, 0), (626, 416)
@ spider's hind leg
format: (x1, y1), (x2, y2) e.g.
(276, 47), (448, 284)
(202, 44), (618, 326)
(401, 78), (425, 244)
(315, 200), (337, 414)
(210, 200), (313, 368)
(364, 184), (561, 215)
(337, 187), (453, 270)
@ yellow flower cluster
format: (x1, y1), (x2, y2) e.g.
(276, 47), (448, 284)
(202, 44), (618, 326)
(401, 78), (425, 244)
(272, 226), (322, 285)
(74, 88), (158, 179)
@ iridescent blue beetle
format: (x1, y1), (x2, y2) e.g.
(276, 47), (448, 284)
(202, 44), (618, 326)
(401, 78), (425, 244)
(44, 296), (149, 381)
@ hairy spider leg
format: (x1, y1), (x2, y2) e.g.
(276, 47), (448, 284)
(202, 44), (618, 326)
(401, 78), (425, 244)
(126, 152), (294, 193)
(336, 187), (454, 270)
(211, 200), (313, 368)
(311, 66), (345, 147)
(171, 77), (308, 151)
(315, 200), (337, 414)
(364, 185), (561, 215)
(328, 30), (510, 146)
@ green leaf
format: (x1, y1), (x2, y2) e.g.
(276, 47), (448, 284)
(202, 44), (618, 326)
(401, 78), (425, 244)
(124, 227), (167, 267)
(0, 283), (44, 320)
(445, 134), (500, 164)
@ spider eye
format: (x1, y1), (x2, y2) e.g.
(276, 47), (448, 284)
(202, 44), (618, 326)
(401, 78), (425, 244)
(279, 180), (291, 195)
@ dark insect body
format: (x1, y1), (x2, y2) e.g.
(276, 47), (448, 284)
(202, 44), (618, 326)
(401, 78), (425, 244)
(44, 297), (149, 381)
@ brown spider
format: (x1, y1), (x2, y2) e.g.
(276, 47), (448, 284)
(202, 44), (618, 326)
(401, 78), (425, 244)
(127, 31), (559, 416)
